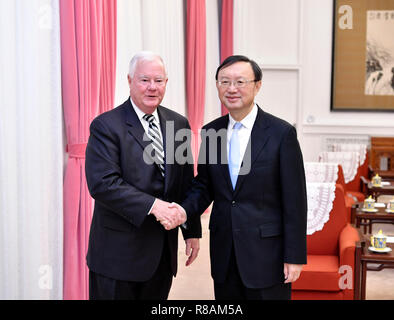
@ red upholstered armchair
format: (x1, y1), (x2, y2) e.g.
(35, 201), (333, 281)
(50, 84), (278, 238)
(291, 184), (360, 300)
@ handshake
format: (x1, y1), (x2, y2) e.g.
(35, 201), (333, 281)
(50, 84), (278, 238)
(151, 199), (187, 230)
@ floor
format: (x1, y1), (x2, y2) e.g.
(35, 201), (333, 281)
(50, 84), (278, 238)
(169, 212), (214, 300)
(168, 198), (394, 300)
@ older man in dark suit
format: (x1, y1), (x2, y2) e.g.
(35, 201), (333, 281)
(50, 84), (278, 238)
(85, 51), (201, 300)
(178, 55), (307, 300)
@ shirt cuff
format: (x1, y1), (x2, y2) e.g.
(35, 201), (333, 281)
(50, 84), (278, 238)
(147, 198), (156, 215)
(177, 203), (188, 229)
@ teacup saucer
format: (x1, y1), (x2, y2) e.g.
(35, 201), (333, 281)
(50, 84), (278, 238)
(368, 246), (392, 253)
(362, 208), (378, 213)
(385, 209), (394, 214)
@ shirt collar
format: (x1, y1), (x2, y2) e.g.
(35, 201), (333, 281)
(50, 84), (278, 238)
(228, 103), (258, 130)
(129, 97), (160, 124)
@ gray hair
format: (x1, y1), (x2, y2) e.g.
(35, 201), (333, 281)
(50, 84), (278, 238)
(128, 51), (167, 78)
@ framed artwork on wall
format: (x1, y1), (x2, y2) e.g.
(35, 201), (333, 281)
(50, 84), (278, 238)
(331, 0), (394, 111)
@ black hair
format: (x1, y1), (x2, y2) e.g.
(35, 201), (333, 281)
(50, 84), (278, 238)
(215, 55), (262, 81)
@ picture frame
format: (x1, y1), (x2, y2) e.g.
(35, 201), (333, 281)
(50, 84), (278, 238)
(331, 0), (394, 112)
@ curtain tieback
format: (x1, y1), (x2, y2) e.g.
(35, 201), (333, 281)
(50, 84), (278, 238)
(66, 143), (87, 159)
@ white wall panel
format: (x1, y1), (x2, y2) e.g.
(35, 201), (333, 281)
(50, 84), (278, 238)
(234, 0), (301, 127)
(301, 0), (394, 127)
(234, 0), (300, 65)
(233, 0), (394, 162)
(256, 69), (298, 125)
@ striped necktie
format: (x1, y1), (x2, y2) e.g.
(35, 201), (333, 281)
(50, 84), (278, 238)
(143, 114), (165, 176)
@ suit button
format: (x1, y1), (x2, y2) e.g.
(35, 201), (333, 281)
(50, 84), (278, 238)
(232, 201), (236, 206)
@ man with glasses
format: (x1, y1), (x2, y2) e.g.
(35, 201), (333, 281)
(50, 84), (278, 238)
(85, 51), (201, 300)
(179, 55), (307, 300)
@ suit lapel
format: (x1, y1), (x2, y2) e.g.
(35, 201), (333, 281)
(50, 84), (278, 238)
(215, 115), (234, 193)
(157, 107), (173, 194)
(233, 106), (271, 196)
(125, 99), (164, 178)
(124, 99), (151, 151)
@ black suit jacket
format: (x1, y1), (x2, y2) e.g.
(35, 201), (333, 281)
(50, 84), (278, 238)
(182, 106), (307, 289)
(85, 99), (201, 282)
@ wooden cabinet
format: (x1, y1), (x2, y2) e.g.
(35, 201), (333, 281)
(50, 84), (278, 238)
(370, 137), (394, 178)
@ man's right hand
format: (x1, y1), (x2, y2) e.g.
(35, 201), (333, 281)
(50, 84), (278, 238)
(150, 199), (186, 230)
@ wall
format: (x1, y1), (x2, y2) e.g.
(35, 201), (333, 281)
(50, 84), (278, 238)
(224, 0), (394, 162)
(301, 0), (393, 161)
(115, 0), (394, 162)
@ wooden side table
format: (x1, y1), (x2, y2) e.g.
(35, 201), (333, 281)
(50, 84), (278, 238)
(367, 181), (394, 201)
(354, 232), (394, 300)
(352, 202), (394, 234)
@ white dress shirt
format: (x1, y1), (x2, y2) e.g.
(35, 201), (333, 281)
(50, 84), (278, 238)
(130, 97), (163, 144)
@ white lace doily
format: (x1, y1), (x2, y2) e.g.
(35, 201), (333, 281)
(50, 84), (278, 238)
(304, 162), (339, 183)
(318, 151), (360, 184)
(329, 143), (367, 166)
(306, 182), (336, 235)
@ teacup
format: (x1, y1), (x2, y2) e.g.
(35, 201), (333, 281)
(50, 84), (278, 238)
(370, 230), (387, 250)
(387, 198), (394, 211)
(364, 196), (375, 210)
(372, 174), (382, 187)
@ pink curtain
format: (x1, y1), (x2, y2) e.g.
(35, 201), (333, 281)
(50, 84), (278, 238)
(186, 0), (206, 174)
(220, 0), (233, 116)
(60, 0), (117, 300)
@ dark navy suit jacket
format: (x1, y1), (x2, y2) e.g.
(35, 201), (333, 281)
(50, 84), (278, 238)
(85, 99), (201, 282)
(182, 106), (307, 289)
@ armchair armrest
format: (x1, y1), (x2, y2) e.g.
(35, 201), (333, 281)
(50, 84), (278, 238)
(339, 224), (360, 299)
(360, 176), (369, 184)
(368, 165), (373, 179)
(339, 223), (360, 269)
(360, 176), (369, 194)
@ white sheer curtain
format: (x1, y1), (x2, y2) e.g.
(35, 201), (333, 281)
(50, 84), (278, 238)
(142, 0), (187, 116)
(0, 0), (63, 299)
(204, 0), (221, 124)
(115, 0), (187, 116)
(116, 0), (220, 123)
(115, 0), (143, 107)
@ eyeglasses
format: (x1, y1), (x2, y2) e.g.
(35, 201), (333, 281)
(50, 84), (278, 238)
(217, 79), (258, 88)
(138, 77), (167, 87)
